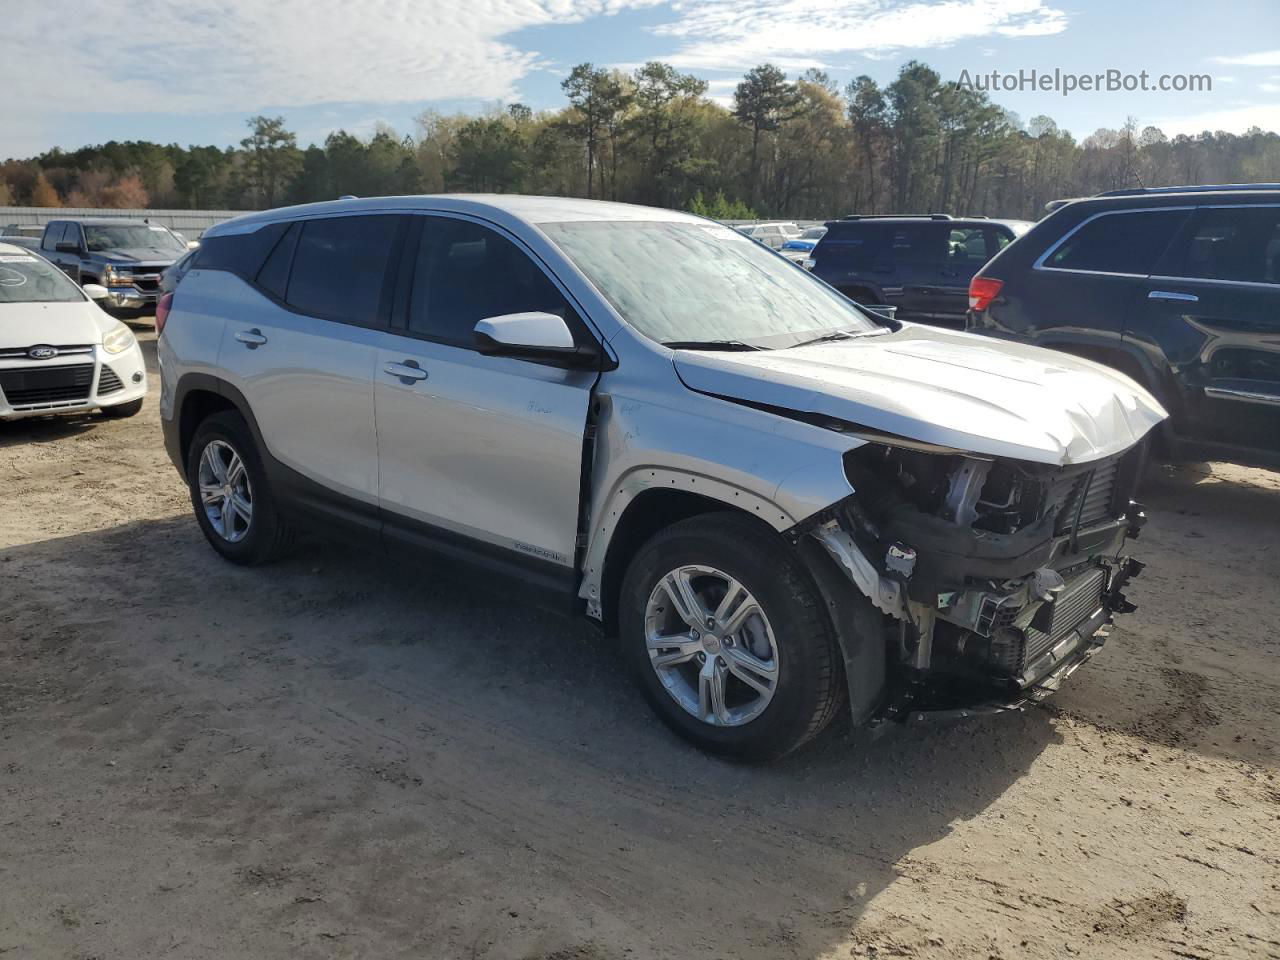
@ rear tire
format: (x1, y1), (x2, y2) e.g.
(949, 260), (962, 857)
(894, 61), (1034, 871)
(619, 513), (845, 761)
(101, 398), (143, 419)
(186, 410), (294, 565)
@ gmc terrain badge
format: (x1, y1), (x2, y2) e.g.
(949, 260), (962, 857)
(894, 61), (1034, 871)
(28, 345), (57, 360)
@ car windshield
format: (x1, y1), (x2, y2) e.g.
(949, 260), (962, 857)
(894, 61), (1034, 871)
(0, 252), (85, 304)
(83, 223), (185, 254)
(542, 220), (882, 348)
(801, 227), (826, 239)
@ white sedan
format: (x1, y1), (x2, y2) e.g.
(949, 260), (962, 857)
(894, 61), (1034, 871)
(0, 242), (146, 420)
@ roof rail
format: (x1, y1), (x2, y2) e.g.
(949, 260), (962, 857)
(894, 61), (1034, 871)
(840, 213), (953, 221)
(1096, 183), (1280, 197)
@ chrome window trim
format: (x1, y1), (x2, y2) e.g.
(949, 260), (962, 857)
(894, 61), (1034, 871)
(1148, 274), (1279, 291)
(1032, 205), (1195, 277)
(1204, 386), (1280, 407)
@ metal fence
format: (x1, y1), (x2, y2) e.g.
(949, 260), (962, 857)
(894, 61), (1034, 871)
(0, 206), (249, 237)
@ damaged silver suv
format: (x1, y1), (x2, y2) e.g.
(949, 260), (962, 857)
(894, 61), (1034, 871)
(159, 196), (1165, 759)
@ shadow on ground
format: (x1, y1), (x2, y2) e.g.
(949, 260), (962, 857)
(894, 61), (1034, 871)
(1, 513), (1061, 959)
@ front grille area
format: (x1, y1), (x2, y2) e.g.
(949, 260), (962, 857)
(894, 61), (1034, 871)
(0, 344), (94, 360)
(1024, 567), (1107, 666)
(130, 274), (161, 292)
(0, 363), (95, 407)
(97, 364), (124, 395)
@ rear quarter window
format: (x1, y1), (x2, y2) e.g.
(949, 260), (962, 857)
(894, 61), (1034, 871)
(1042, 209), (1189, 276)
(194, 222), (291, 280)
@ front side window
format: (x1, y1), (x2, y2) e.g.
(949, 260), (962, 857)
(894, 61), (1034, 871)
(409, 217), (574, 347)
(947, 227), (991, 264)
(285, 216), (399, 325)
(1045, 209), (1188, 275)
(0, 252), (85, 304)
(1168, 206), (1280, 284)
(83, 224), (185, 255)
(542, 220), (882, 348)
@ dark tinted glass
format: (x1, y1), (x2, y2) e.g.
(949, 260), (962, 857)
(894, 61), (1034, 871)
(42, 223), (65, 249)
(255, 222), (300, 299)
(409, 217), (572, 347)
(195, 221), (289, 280)
(1047, 210), (1187, 275)
(886, 223), (947, 262)
(286, 216), (399, 324)
(1171, 206), (1280, 284)
(815, 222), (890, 267)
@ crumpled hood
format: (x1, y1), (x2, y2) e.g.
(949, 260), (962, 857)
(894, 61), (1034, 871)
(673, 325), (1168, 465)
(0, 301), (113, 348)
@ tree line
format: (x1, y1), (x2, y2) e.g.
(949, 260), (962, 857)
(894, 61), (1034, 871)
(5, 60), (1280, 221)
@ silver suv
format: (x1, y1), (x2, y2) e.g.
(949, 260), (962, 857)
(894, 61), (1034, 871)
(159, 196), (1165, 760)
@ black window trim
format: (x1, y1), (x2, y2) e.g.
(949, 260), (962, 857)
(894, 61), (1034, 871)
(387, 210), (610, 362)
(1032, 205), (1194, 279)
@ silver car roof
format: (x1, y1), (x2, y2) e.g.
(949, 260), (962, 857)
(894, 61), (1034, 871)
(205, 195), (708, 237)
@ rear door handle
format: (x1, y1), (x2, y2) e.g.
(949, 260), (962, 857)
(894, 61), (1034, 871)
(383, 360), (428, 383)
(235, 328), (268, 347)
(1148, 290), (1199, 303)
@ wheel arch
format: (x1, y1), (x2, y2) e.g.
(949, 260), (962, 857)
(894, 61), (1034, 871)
(170, 373), (266, 481)
(585, 473), (795, 635)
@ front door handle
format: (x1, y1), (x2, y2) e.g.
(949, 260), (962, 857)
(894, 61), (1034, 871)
(235, 328), (268, 348)
(383, 360), (428, 383)
(1148, 290), (1199, 303)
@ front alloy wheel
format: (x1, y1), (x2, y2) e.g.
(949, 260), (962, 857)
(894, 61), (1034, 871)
(620, 513), (845, 760)
(645, 565), (780, 726)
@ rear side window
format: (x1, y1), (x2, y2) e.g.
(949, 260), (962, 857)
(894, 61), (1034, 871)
(887, 223), (947, 262)
(285, 215), (400, 325)
(42, 223), (65, 250)
(816, 223), (890, 267)
(408, 217), (574, 348)
(1044, 209), (1187, 276)
(1166, 206), (1280, 284)
(195, 222), (289, 280)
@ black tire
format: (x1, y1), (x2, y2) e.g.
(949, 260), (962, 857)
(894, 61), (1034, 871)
(101, 398), (143, 418)
(619, 512), (846, 761)
(186, 410), (294, 565)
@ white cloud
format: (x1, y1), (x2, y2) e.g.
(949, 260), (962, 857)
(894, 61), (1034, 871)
(649, 0), (1068, 72)
(1149, 101), (1280, 137)
(1211, 49), (1280, 67)
(3, 0), (659, 119)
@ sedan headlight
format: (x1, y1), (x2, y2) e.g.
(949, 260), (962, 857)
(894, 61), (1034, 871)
(102, 321), (137, 355)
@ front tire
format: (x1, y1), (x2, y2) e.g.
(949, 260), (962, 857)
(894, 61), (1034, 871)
(619, 513), (845, 761)
(186, 411), (294, 565)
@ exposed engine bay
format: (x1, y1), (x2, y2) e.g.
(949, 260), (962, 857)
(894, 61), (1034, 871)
(805, 438), (1149, 720)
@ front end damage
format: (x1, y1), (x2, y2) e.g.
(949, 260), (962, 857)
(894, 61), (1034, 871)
(796, 438), (1149, 724)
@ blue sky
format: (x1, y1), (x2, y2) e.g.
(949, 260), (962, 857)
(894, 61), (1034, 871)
(7, 0), (1280, 157)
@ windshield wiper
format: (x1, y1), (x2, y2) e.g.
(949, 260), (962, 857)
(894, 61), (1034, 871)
(792, 327), (890, 348)
(661, 339), (764, 352)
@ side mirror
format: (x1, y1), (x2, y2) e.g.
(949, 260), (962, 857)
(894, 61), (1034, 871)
(82, 283), (109, 301)
(474, 312), (595, 366)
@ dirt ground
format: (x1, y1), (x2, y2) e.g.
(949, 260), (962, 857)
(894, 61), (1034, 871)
(1, 330), (1277, 960)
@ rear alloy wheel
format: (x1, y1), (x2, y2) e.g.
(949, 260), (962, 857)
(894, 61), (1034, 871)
(197, 439), (254, 543)
(621, 513), (845, 761)
(186, 411), (294, 565)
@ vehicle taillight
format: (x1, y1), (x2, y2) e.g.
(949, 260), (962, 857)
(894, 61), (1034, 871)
(968, 276), (1003, 312)
(155, 291), (173, 336)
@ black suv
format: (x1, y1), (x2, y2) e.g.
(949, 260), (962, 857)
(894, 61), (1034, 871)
(41, 217), (188, 316)
(967, 184), (1280, 469)
(806, 214), (1033, 325)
